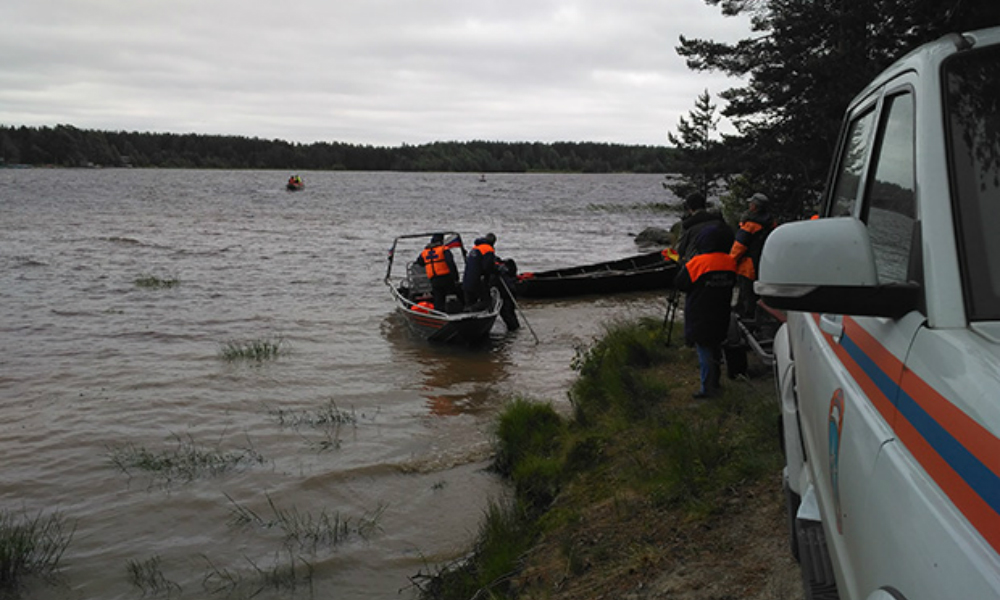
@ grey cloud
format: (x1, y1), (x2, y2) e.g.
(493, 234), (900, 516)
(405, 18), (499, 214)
(0, 0), (750, 145)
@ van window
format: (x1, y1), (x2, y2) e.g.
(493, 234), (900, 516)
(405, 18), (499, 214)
(866, 92), (916, 284)
(830, 107), (877, 217)
(945, 46), (1000, 320)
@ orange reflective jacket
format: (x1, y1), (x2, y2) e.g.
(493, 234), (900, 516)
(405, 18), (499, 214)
(730, 220), (768, 279)
(685, 252), (737, 283)
(421, 246), (452, 278)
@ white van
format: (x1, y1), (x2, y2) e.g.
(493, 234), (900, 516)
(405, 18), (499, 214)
(755, 28), (1000, 600)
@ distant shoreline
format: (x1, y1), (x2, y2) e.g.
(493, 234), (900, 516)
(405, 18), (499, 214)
(1, 124), (679, 173)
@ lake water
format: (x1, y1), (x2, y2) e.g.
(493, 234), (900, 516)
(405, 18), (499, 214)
(0, 169), (679, 599)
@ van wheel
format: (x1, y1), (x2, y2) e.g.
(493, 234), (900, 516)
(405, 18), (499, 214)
(796, 518), (841, 600)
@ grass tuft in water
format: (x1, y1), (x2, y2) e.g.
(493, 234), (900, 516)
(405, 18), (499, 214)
(107, 433), (265, 483)
(226, 494), (385, 552)
(134, 274), (180, 289)
(267, 399), (356, 429)
(0, 509), (75, 593)
(219, 337), (285, 362)
(267, 399), (357, 453)
(126, 555), (181, 597)
(201, 551), (314, 598)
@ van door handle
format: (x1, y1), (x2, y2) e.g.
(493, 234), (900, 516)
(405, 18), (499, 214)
(819, 313), (844, 342)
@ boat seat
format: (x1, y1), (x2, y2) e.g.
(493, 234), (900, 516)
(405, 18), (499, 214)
(408, 262), (433, 296)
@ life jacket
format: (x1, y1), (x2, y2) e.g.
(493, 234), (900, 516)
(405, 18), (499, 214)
(421, 246), (452, 279)
(411, 301), (434, 313)
(730, 216), (774, 279)
(473, 243), (495, 256)
(678, 252), (737, 346)
(685, 252), (737, 283)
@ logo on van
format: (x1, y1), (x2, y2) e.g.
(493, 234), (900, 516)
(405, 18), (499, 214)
(828, 389), (845, 535)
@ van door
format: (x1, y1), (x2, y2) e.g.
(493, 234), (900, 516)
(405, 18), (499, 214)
(800, 83), (925, 598)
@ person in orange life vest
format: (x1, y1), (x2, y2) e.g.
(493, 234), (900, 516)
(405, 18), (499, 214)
(415, 233), (459, 311)
(730, 192), (776, 318)
(675, 192), (727, 264)
(674, 222), (737, 399)
(462, 233), (498, 310)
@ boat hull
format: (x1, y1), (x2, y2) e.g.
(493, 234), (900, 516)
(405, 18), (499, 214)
(389, 284), (500, 344)
(398, 306), (498, 343)
(515, 252), (678, 298)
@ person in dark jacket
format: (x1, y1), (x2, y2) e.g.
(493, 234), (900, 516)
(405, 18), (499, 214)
(674, 192), (727, 264)
(494, 255), (520, 330)
(415, 233), (460, 311)
(462, 233), (498, 309)
(731, 192), (777, 318)
(674, 222), (737, 398)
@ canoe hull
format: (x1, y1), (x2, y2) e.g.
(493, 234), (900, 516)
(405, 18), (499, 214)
(515, 252), (678, 298)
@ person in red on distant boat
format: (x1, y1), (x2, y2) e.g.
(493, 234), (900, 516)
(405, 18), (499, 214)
(415, 233), (460, 311)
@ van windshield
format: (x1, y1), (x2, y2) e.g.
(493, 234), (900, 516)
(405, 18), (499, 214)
(945, 45), (1000, 321)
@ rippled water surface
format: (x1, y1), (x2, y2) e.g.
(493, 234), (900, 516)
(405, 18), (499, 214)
(0, 169), (678, 599)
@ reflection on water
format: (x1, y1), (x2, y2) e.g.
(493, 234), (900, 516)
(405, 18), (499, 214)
(382, 311), (514, 416)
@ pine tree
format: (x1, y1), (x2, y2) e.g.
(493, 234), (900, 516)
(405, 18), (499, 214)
(677, 0), (1000, 218)
(666, 90), (724, 202)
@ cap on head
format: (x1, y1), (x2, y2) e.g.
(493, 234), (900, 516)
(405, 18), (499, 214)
(683, 192), (706, 211)
(430, 233), (444, 243)
(485, 233), (496, 245)
(749, 193), (770, 209)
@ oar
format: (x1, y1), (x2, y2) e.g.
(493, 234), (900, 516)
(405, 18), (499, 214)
(498, 276), (540, 344)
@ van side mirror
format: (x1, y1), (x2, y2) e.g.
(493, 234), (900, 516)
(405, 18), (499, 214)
(754, 217), (920, 318)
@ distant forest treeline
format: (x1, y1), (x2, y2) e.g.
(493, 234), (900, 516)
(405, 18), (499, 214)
(0, 125), (676, 173)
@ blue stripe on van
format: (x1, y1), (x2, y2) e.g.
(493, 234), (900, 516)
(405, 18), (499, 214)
(841, 331), (1000, 517)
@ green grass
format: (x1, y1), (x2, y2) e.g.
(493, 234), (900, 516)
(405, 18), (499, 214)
(0, 509), (74, 594)
(419, 317), (783, 599)
(134, 274), (180, 289)
(219, 337), (286, 362)
(492, 397), (566, 511)
(410, 498), (533, 600)
(569, 317), (674, 423)
(107, 433), (265, 484)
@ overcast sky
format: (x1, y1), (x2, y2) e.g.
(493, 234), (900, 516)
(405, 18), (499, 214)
(1, 0), (751, 147)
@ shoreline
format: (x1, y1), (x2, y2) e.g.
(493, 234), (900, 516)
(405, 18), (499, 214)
(420, 317), (803, 600)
